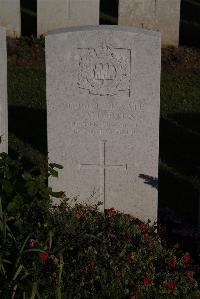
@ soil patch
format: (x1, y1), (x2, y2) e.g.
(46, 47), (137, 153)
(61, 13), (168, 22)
(162, 46), (200, 74)
(7, 37), (45, 69)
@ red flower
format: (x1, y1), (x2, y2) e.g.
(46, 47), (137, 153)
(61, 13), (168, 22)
(138, 223), (149, 233)
(39, 251), (49, 262)
(83, 259), (97, 273)
(29, 239), (36, 248)
(130, 292), (136, 299)
(143, 278), (152, 286)
(168, 256), (176, 269)
(182, 253), (190, 264)
(187, 271), (194, 279)
(167, 280), (176, 292)
(106, 207), (117, 215)
(90, 259), (96, 268)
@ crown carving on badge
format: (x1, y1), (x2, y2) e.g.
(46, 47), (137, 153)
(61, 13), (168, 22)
(96, 44), (112, 57)
(91, 43), (116, 59)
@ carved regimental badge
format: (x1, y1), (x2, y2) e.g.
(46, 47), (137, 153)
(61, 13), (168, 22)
(77, 44), (131, 96)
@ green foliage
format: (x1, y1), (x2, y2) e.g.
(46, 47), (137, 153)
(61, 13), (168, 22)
(0, 154), (199, 298)
(0, 153), (53, 234)
(0, 153), (63, 298)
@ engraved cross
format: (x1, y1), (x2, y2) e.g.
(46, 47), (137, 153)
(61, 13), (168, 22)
(79, 140), (127, 208)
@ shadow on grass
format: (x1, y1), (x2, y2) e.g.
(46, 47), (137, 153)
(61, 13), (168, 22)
(180, 0), (200, 47)
(160, 114), (200, 180)
(100, 0), (119, 25)
(159, 113), (200, 255)
(9, 105), (47, 155)
(20, 0), (37, 37)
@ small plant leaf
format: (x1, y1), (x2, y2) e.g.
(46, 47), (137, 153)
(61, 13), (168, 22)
(30, 282), (37, 299)
(13, 264), (23, 281)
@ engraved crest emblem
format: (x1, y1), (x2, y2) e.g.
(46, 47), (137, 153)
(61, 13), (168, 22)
(77, 44), (131, 96)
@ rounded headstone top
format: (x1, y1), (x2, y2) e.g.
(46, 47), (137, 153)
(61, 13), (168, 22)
(46, 25), (161, 38)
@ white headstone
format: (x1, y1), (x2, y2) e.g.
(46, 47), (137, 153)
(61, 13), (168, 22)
(118, 0), (181, 47)
(0, 27), (8, 153)
(46, 26), (161, 222)
(0, 0), (21, 37)
(37, 0), (100, 36)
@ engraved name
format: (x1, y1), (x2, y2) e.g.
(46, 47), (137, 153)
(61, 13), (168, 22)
(65, 102), (144, 136)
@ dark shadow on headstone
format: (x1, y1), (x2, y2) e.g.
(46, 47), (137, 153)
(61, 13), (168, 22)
(100, 0), (119, 24)
(21, 0), (37, 37)
(139, 174), (158, 190)
(180, 0), (200, 47)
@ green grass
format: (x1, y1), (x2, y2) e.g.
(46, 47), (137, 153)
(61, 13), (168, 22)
(161, 72), (200, 116)
(8, 65), (47, 172)
(159, 72), (200, 224)
(8, 65), (46, 109)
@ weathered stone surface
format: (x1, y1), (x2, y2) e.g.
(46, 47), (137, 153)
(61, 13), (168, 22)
(0, 27), (8, 153)
(0, 0), (21, 37)
(37, 0), (100, 36)
(118, 0), (181, 47)
(46, 26), (161, 222)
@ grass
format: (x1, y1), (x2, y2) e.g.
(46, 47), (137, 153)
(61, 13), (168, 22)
(159, 72), (200, 231)
(8, 65), (47, 172)
(8, 65), (46, 109)
(161, 73), (200, 116)
(160, 72), (200, 185)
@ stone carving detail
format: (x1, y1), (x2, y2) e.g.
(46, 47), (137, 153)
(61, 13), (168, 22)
(77, 44), (131, 96)
(80, 140), (127, 206)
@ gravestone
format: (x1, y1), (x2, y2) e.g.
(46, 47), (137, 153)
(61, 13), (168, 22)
(0, 0), (21, 37)
(46, 26), (161, 222)
(0, 27), (8, 153)
(118, 0), (181, 47)
(37, 0), (100, 36)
